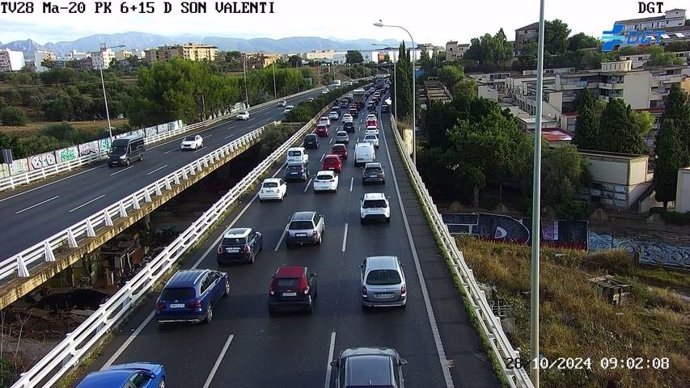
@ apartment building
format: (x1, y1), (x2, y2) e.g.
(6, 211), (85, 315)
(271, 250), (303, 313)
(145, 43), (219, 63)
(91, 48), (116, 70)
(302, 49), (335, 62)
(445, 41), (470, 61)
(0, 49), (25, 72)
(615, 8), (686, 33)
(514, 22), (539, 55)
(28, 50), (57, 72)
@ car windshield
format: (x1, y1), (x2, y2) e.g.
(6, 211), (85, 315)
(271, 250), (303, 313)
(160, 288), (195, 300)
(288, 151), (301, 156)
(332, 146), (345, 151)
(365, 167), (382, 173)
(287, 165), (303, 172)
(275, 278), (300, 289)
(184, 136), (196, 141)
(263, 182), (278, 188)
(363, 199), (388, 208)
(366, 269), (402, 285)
(316, 174), (333, 180)
(110, 146), (127, 154)
(222, 237), (246, 246)
(365, 136), (376, 140)
(306, 135), (316, 141)
(289, 221), (314, 230)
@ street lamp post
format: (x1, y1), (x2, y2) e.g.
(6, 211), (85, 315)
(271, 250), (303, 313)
(98, 43), (125, 143)
(374, 21), (416, 165)
(272, 62), (277, 99)
(243, 53), (249, 108)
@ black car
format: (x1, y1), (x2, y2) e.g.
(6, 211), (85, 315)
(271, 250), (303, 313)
(343, 122), (355, 133)
(303, 134), (319, 149)
(331, 347), (407, 388)
(284, 163), (309, 182)
(362, 162), (385, 185)
(381, 104), (390, 113)
(216, 227), (263, 265)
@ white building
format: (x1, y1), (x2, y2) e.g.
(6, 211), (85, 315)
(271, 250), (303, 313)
(0, 49), (25, 72)
(63, 50), (88, 60)
(91, 48), (116, 69)
(30, 50), (57, 72)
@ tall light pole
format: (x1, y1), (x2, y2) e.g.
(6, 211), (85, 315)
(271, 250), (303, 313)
(98, 43), (125, 143)
(272, 61), (277, 99)
(374, 20), (416, 165)
(530, 0), (546, 386)
(243, 53), (249, 108)
(372, 44), (397, 120)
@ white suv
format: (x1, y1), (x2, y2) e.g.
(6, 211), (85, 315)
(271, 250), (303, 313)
(360, 193), (390, 224)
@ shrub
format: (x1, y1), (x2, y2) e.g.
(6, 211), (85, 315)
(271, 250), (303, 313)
(0, 106), (28, 126)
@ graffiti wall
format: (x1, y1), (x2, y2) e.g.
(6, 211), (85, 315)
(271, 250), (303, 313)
(589, 232), (690, 270)
(79, 141), (100, 157)
(28, 151), (58, 170)
(58, 146), (78, 163)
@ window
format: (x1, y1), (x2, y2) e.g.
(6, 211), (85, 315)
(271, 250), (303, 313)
(276, 278), (300, 288)
(363, 200), (388, 209)
(129, 372), (151, 388)
(200, 275), (211, 294)
(290, 221), (314, 230)
(222, 237), (246, 246)
(161, 288), (195, 300)
(263, 182), (278, 188)
(366, 270), (402, 285)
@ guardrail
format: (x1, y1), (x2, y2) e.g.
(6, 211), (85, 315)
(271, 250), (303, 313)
(11, 107), (327, 388)
(389, 118), (533, 388)
(0, 86), (320, 193)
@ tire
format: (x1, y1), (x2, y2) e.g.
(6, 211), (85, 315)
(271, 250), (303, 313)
(317, 235), (322, 245)
(306, 302), (313, 314)
(386, 217), (391, 224)
(223, 281), (230, 297)
(360, 217), (365, 225)
(205, 304), (213, 323)
(125, 159), (130, 166)
(250, 252), (255, 264)
(268, 306), (276, 316)
(139, 153), (144, 161)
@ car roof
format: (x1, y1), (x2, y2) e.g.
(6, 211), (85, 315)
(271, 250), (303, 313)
(363, 192), (387, 201)
(324, 154), (340, 160)
(223, 228), (252, 238)
(77, 370), (134, 387)
(356, 142), (373, 148)
(166, 269), (207, 288)
(275, 265), (306, 278)
(305, 133), (317, 138)
(263, 178), (282, 184)
(364, 163), (382, 169)
(332, 144), (346, 149)
(316, 170), (335, 176)
(290, 211), (316, 221)
(345, 355), (394, 386)
(336, 131), (347, 135)
(364, 256), (399, 270)
(339, 346), (399, 360)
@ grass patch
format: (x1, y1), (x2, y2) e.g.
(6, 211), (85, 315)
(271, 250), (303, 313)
(457, 235), (690, 388)
(1, 119), (129, 138)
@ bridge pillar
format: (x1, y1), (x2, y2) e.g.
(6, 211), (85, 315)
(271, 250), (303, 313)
(104, 209), (113, 227)
(16, 254), (29, 277)
(132, 194), (141, 210)
(44, 241), (56, 262)
(66, 229), (78, 248)
(86, 219), (96, 237)
(118, 202), (127, 218)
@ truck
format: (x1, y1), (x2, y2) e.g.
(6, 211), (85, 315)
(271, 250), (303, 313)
(352, 88), (366, 110)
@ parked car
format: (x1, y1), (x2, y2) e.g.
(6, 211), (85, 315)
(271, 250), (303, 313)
(360, 192), (390, 224)
(330, 347), (406, 388)
(237, 111), (250, 120)
(315, 124), (329, 137)
(155, 269), (229, 324)
(322, 154), (342, 173)
(268, 266), (318, 314)
(334, 131), (349, 144)
(76, 362), (166, 388)
(363, 134), (379, 149)
(284, 163), (309, 182)
(362, 162), (385, 185)
(343, 121), (355, 133)
(217, 227), (263, 265)
(259, 178), (287, 201)
(285, 211), (325, 247)
(303, 133), (319, 149)
(180, 135), (203, 150)
(331, 144), (348, 160)
(361, 256), (406, 308)
(313, 170), (339, 193)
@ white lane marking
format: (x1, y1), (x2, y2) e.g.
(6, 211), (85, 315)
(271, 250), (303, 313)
(204, 135), (213, 138)
(15, 195), (60, 214)
(349, 177), (354, 192)
(224, 133), (236, 139)
(304, 178), (312, 193)
(109, 166), (134, 176)
(382, 118), (455, 387)
(104, 164), (286, 369)
(202, 334), (235, 388)
(341, 223), (348, 252)
(103, 310), (156, 369)
(274, 223), (290, 252)
(193, 147), (205, 154)
(0, 165), (102, 203)
(164, 148), (177, 154)
(320, 154), (325, 162)
(146, 165), (168, 176)
(68, 194), (106, 213)
(324, 332), (337, 388)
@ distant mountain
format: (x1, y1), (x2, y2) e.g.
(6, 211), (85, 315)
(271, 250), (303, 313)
(0, 32), (400, 56)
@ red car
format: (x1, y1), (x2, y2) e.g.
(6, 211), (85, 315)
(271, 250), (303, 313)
(268, 266), (318, 314)
(366, 118), (377, 127)
(322, 154), (342, 173)
(331, 144), (348, 160)
(315, 125), (329, 137)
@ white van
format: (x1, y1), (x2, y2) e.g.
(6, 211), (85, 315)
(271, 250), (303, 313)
(354, 143), (375, 167)
(286, 147), (308, 165)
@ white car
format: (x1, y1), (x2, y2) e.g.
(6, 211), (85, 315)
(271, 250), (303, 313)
(283, 105), (294, 114)
(319, 117), (331, 127)
(363, 134), (379, 148)
(322, 88), (330, 94)
(180, 134), (204, 150)
(328, 111), (340, 121)
(341, 114), (353, 123)
(313, 170), (339, 193)
(308, 97), (315, 102)
(259, 178), (287, 201)
(365, 126), (379, 136)
(360, 192), (390, 224)
(278, 100), (287, 107)
(237, 111), (250, 120)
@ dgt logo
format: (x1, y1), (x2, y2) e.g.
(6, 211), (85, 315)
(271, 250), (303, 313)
(601, 23), (666, 52)
(638, 1), (664, 13)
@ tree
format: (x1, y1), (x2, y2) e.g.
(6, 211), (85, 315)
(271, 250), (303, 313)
(0, 106), (27, 126)
(541, 145), (590, 219)
(346, 50), (364, 64)
(287, 55), (301, 68)
(598, 99), (646, 154)
(453, 79), (477, 99)
(437, 65), (464, 89)
(654, 119), (689, 208)
(544, 19), (571, 55)
(567, 32), (599, 51)
(661, 84), (690, 152)
(573, 88), (599, 150)
(648, 46), (685, 66)
(463, 29), (513, 69)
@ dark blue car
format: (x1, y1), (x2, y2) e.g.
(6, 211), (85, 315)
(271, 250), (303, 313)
(284, 163), (309, 182)
(76, 362), (165, 388)
(155, 269), (229, 324)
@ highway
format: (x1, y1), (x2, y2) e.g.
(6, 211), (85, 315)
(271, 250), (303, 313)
(0, 90), (324, 262)
(80, 98), (500, 387)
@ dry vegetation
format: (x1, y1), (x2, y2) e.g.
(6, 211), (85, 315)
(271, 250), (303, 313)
(456, 236), (690, 388)
(0, 118), (130, 138)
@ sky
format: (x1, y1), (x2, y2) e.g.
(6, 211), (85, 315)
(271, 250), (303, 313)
(0, 0), (685, 46)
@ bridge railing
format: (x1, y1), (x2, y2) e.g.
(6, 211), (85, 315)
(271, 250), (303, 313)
(10, 109), (326, 388)
(389, 117), (533, 388)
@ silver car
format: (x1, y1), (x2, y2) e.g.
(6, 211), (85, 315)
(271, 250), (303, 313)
(361, 256), (406, 308)
(335, 131), (349, 144)
(330, 347), (406, 388)
(285, 211), (325, 247)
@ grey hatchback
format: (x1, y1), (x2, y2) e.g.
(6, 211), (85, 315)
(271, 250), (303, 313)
(330, 347), (407, 388)
(361, 256), (407, 308)
(285, 211), (325, 247)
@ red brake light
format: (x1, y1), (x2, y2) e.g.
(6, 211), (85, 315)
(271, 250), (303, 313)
(303, 286), (310, 295)
(401, 285), (406, 295)
(187, 300), (202, 309)
(155, 302), (166, 311)
(241, 244), (250, 253)
(361, 286), (367, 295)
